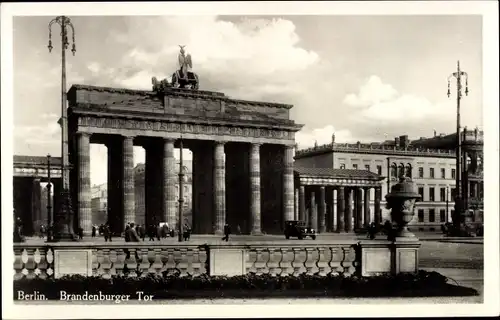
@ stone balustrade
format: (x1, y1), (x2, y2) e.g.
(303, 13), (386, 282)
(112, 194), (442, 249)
(295, 142), (456, 158)
(14, 241), (365, 280)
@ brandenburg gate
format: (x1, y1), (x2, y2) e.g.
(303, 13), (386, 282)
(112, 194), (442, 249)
(67, 80), (303, 235)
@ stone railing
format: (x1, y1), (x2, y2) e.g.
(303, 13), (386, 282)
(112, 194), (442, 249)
(13, 241), (362, 279)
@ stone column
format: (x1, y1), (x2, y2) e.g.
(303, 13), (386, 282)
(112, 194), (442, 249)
(345, 188), (353, 232)
(363, 187), (371, 228)
(299, 186), (306, 222)
(163, 139), (176, 228)
(294, 188), (299, 220)
(123, 136), (135, 228)
(374, 187), (382, 226)
(77, 132), (92, 234)
(249, 143), (261, 235)
(356, 187), (363, 230)
(318, 186), (326, 233)
(214, 141), (226, 234)
(336, 186), (345, 232)
(31, 179), (42, 232)
(310, 189), (317, 230)
(283, 145), (295, 222)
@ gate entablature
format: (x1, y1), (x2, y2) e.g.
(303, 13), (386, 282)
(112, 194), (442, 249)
(67, 84), (303, 145)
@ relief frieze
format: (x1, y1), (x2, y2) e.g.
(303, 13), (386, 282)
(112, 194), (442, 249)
(79, 116), (294, 140)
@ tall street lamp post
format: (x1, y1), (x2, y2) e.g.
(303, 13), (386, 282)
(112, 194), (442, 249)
(447, 60), (469, 230)
(47, 16), (77, 241)
(445, 185), (449, 223)
(46, 154), (53, 242)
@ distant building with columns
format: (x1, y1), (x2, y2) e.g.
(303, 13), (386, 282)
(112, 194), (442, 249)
(133, 162), (193, 226)
(294, 129), (483, 231)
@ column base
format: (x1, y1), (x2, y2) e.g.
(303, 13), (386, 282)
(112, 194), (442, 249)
(250, 230), (263, 236)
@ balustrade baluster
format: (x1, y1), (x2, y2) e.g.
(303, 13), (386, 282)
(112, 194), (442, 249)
(125, 248), (138, 277)
(149, 248), (163, 276)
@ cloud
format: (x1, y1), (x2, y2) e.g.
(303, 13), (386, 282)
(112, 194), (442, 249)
(344, 75), (456, 124)
(295, 125), (358, 149)
(343, 75), (397, 107)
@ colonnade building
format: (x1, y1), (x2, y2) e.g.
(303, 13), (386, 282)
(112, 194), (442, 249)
(295, 129), (484, 231)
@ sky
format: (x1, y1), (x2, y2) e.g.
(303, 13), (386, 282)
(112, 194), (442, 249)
(12, 14), (483, 185)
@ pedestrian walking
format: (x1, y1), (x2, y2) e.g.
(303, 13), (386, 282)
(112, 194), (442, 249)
(104, 224), (112, 242)
(91, 225), (96, 238)
(222, 223), (231, 242)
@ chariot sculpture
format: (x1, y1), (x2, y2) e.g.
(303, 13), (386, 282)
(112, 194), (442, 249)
(151, 45), (199, 93)
(172, 45), (199, 90)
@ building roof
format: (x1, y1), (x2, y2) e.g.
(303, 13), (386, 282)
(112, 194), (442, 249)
(14, 155), (62, 166)
(294, 167), (383, 181)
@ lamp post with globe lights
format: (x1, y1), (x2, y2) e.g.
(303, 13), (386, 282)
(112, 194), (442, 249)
(447, 60), (469, 231)
(47, 16), (77, 241)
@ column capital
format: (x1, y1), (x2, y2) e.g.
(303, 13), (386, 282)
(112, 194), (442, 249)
(164, 138), (176, 143)
(215, 140), (226, 146)
(76, 131), (92, 137)
(319, 186), (325, 190)
(122, 134), (135, 140)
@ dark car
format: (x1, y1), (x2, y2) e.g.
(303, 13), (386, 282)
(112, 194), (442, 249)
(284, 220), (316, 240)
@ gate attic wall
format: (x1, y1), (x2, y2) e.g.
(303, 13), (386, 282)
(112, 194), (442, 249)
(66, 84), (303, 235)
(67, 85), (301, 146)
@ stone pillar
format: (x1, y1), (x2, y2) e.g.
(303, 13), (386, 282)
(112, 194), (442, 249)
(374, 187), (382, 226)
(31, 179), (42, 232)
(318, 186), (326, 233)
(249, 143), (261, 235)
(123, 136), (135, 228)
(345, 188), (353, 232)
(356, 187), (363, 230)
(214, 142), (226, 234)
(283, 145), (295, 222)
(77, 132), (92, 234)
(310, 189), (318, 230)
(294, 188), (299, 220)
(364, 187), (371, 228)
(163, 139), (176, 228)
(328, 188), (336, 232)
(336, 186), (345, 232)
(299, 186), (306, 222)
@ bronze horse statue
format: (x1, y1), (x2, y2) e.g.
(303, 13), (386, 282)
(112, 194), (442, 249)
(151, 77), (171, 93)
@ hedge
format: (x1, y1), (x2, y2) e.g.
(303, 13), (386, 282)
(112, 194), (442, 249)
(13, 270), (478, 299)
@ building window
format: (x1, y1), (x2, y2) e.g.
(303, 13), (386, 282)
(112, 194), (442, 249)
(451, 169), (456, 179)
(429, 187), (435, 202)
(429, 168), (435, 178)
(365, 164), (370, 171)
(418, 167), (424, 178)
(398, 165), (405, 178)
(418, 187), (424, 201)
(429, 209), (436, 222)
(391, 165), (397, 177)
(340, 163), (346, 169)
(418, 209), (424, 222)
(353, 164), (358, 169)
(405, 165), (412, 178)
(451, 209), (455, 219)
(440, 209), (446, 222)
(441, 168), (446, 179)
(377, 165), (382, 175)
(440, 188), (446, 202)
(451, 188), (456, 199)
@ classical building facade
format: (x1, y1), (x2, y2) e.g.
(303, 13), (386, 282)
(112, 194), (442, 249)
(295, 130), (483, 231)
(66, 82), (302, 235)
